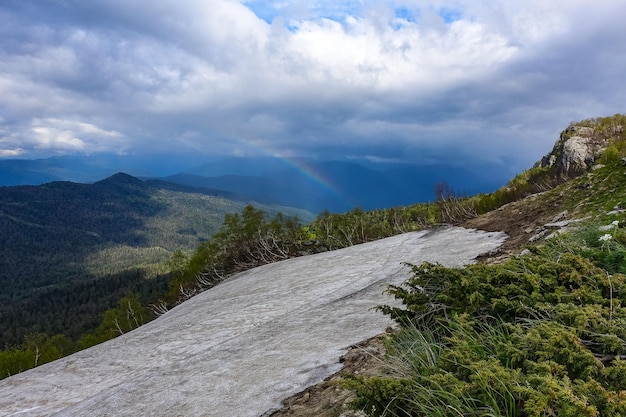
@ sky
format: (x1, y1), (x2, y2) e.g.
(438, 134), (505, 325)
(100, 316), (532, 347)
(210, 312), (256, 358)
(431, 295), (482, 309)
(0, 0), (625, 174)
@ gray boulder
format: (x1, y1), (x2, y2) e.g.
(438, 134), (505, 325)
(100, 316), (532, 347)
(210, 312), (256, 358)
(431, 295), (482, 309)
(540, 124), (611, 177)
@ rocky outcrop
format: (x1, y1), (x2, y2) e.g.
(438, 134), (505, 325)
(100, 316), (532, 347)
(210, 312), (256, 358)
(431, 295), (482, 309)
(539, 124), (616, 177)
(526, 209), (585, 243)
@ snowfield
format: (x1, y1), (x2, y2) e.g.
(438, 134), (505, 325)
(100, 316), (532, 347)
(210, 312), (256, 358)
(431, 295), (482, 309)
(0, 227), (506, 417)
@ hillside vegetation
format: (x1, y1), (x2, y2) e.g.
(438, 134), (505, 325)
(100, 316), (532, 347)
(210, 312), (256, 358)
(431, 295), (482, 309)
(3, 112), (626, 413)
(0, 174), (312, 348)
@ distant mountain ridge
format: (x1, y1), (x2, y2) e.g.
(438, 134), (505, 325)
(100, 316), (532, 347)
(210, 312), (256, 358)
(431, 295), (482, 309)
(0, 153), (213, 186)
(0, 155), (508, 213)
(168, 159), (505, 213)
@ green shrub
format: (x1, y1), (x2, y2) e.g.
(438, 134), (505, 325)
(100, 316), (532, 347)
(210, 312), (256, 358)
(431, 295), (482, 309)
(349, 251), (626, 416)
(599, 144), (622, 164)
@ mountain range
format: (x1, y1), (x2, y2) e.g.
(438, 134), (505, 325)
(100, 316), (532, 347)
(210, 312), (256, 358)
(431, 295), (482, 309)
(0, 155), (508, 213)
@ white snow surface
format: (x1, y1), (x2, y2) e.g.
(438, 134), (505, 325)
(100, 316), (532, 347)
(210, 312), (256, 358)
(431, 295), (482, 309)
(0, 227), (506, 417)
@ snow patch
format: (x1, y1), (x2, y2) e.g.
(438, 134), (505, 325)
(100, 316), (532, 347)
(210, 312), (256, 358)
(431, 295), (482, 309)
(0, 227), (506, 417)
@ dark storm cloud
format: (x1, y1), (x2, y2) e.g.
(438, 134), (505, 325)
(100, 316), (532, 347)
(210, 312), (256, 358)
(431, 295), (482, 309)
(0, 0), (624, 171)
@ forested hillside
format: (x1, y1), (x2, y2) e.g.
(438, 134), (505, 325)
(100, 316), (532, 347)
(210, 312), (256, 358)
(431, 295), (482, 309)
(0, 191), (441, 378)
(0, 173), (312, 348)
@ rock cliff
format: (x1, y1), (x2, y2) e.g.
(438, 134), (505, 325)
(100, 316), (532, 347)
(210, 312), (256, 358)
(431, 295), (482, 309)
(539, 120), (623, 177)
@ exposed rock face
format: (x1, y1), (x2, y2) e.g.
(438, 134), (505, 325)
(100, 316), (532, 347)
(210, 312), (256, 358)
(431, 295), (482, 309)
(560, 135), (595, 175)
(540, 125), (612, 177)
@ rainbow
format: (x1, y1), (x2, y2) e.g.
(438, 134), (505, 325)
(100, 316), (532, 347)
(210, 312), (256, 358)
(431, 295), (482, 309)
(281, 157), (343, 196)
(224, 128), (348, 206)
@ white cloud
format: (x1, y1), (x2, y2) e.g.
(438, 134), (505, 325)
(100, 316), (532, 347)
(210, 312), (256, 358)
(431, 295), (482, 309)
(0, 0), (624, 170)
(0, 148), (24, 157)
(31, 126), (86, 151)
(25, 119), (125, 154)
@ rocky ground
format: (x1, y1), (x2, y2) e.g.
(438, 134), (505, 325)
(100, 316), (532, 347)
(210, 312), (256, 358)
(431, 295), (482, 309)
(266, 335), (388, 417)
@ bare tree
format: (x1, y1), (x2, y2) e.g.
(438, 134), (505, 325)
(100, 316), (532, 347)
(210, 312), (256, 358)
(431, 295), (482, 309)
(435, 182), (477, 223)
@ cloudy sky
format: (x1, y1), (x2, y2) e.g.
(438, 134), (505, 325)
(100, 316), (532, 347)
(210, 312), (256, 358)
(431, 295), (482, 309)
(0, 0), (624, 174)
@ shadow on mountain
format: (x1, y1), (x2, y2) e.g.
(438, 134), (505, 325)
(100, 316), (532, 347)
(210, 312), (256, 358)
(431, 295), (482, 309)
(0, 173), (171, 345)
(1, 173), (162, 251)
